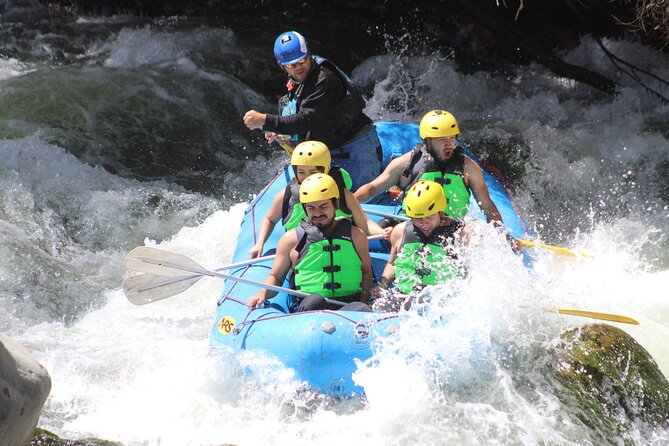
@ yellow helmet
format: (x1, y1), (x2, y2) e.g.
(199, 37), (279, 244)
(299, 173), (340, 203)
(291, 140), (331, 174)
(404, 180), (447, 218)
(419, 110), (460, 139)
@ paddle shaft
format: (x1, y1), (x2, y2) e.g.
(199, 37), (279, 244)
(214, 254), (275, 272)
(363, 208), (408, 221)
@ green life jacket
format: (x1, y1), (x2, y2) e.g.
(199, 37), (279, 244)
(281, 167), (353, 230)
(394, 220), (465, 295)
(401, 143), (471, 219)
(292, 219), (363, 298)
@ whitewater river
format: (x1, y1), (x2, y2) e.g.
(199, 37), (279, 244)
(1, 4), (668, 446)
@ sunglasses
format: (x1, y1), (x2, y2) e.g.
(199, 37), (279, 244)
(284, 56), (310, 69)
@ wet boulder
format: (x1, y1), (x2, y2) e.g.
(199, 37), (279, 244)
(32, 428), (124, 446)
(550, 324), (669, 441)
(0, 333), (51, 446)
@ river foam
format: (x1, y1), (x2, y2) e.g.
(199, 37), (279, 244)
(0, 10), (667, 445)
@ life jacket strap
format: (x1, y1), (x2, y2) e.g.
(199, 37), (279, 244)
(415, 267), (432, 277)
(434, 177), (452, 186)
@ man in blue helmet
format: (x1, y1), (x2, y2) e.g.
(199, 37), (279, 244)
(243, 31), (382, 191)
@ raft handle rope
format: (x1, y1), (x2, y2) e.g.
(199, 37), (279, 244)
(229, 304), (403, 334)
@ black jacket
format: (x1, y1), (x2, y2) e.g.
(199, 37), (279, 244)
(263, 60), (371, 149)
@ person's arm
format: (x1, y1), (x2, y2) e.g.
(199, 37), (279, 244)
(351, 226), (373, 302)
(263, 69), (343, 135)
(369, 223), (404, 305)
(249, 191), (284, 258)
(242, 110), (266, 130)
(454, 221), (470, 246)
(464, 160), (520, 252)
(366, 218), (385, 236)
(380, 222), (404, 283)
(344, 189), (386, 235)
(246, 230), (296, 308)
(464, 158), (503, 226)
(354, 153), (409, 202)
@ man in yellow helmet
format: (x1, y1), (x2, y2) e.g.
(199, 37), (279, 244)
(248, 140), (384, 259)
(247, 173), (373, 312)
(372, 180), (466, 312)
(355, 110), (503, 225)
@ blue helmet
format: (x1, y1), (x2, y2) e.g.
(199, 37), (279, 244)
(273, 31), (310, 66)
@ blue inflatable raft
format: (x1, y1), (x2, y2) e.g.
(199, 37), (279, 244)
(209, 122), (528, 397)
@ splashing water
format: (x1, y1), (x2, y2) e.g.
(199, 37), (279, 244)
(0, 9), (667, 446)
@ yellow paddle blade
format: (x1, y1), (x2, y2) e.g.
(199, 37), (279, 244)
(275, 135), (294, 155)
(550, 307), (639, 325)
(518, 239), (595, 259)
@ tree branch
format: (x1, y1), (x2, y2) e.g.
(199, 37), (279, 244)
(563, 0), (669, 103)
(455, 0), (618, 94)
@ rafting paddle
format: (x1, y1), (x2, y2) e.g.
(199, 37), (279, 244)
(123, 246), (346, 306)
(123, 253), (275, 304)
(124, 235), (385, 304)
(361, 208), (637, 324)
(275, 134), (294, 155)
(361, 208), (594, 259)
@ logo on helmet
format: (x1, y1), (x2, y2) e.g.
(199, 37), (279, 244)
(280, 35), (293, 44)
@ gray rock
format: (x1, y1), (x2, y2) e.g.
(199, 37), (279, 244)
(0, 333), (51, 446)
